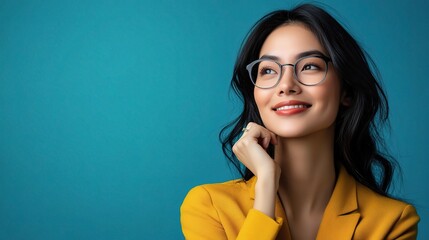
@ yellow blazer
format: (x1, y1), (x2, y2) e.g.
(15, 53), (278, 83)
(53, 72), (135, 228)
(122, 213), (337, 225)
(181, 167), (419, 239)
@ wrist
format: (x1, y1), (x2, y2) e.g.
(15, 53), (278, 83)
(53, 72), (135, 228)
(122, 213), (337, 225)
(254, 175), (277, 219)
(255, 172), (277, 194)
(255, 165), (280, 191)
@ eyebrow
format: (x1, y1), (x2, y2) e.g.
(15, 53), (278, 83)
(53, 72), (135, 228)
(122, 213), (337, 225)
(260, 50), (328, 61)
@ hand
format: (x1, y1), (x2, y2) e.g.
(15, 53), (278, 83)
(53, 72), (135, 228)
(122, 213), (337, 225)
(232, 122), (279, 179)
(232, 122), (280, 218)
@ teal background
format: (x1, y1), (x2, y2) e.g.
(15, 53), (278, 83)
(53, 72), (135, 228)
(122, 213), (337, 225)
(1, 0), (427, 239)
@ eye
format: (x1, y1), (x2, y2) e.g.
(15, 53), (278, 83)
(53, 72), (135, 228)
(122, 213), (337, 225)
(255, 60), (280, 79)
(301, 63), (320, 71)
(297, 56), (326, 73)
(260, 67), (277, 75)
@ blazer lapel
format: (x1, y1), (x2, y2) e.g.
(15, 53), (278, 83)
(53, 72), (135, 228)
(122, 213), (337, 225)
(316, 167), (361, 239)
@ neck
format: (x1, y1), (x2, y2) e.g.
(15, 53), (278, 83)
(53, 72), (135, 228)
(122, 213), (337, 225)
(275, 126), (336, 218)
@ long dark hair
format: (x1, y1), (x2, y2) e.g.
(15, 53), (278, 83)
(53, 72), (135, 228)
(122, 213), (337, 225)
(219, 3), (397, 196)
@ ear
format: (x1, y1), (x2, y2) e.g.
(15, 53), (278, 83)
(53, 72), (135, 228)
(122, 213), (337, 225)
(340, 91), (351, 107)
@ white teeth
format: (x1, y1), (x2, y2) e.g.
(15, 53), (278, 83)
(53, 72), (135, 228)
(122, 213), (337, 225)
(276, 105), (308, 111)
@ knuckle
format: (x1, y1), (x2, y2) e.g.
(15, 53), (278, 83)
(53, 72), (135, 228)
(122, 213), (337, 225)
(232, 144), (238, 153)
(232, 138), (251, 153)
(240, 138), (252, 146)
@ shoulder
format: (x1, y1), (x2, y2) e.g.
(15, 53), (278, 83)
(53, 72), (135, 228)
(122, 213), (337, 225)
(180, 178), (255, 239)
(181, 178), (280, 239)
(180, 178), (256, 222)
(337, 166), (418, 221)
(182, 178), (252, 207)
(356, 181), (417, 217)
(332, 167), (419, 238)
(355, 182), (420, 238)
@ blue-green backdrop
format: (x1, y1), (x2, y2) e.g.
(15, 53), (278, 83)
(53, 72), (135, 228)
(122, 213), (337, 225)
(1, 0), (428, 239)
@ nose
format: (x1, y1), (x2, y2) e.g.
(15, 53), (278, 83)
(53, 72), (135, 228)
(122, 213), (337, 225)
(276, 65), (301, 95)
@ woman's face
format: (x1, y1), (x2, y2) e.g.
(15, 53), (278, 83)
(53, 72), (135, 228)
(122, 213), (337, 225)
(254, 23), (343, 138)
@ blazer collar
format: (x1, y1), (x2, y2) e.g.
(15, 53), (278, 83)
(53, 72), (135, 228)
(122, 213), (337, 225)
(245, 166), (360, 239)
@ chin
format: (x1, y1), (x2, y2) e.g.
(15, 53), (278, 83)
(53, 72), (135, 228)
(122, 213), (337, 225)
(265, 121), (335, 139)
(267, 125), (311, 138)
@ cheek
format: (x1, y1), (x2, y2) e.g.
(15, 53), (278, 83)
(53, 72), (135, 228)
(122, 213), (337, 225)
(314, 82), (342, 118)
(318, 88), (340, 105)
(319, 71), (342, 102)
(253, 88), (274, 125)
(254, 88), (269, 111)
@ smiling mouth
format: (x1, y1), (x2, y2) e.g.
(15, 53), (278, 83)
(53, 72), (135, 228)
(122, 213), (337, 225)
(274, 104), (312, 111)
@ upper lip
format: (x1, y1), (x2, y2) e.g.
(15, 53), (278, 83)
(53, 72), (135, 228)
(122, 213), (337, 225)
(272, 100), (312, 110)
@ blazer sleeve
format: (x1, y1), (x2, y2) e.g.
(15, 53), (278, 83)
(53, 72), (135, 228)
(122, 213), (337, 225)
(386, 204), (420, 240)
(236, 209), (283, 240)
(180, 185), (283, 240)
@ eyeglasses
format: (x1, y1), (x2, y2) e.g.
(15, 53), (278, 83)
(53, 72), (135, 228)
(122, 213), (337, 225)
(246, 55), (332, 89)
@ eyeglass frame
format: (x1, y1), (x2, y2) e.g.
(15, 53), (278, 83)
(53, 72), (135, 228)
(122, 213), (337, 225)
(245, 55), (332, 89)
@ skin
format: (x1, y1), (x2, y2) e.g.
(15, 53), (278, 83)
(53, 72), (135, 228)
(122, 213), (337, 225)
(232, 23), (347, 240)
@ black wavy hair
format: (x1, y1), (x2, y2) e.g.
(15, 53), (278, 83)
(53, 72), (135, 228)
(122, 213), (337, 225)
(219, 3), (397, 196)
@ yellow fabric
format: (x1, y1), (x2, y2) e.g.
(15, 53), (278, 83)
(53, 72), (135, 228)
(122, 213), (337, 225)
(180, 167), (419, 239)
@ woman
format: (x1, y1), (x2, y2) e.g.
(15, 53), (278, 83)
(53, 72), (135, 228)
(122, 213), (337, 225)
(181, 3), (419, 240)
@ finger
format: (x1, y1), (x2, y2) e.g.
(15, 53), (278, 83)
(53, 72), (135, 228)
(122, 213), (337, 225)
(270, 132), (278, 145)
(242, 122), (276, 148)
(256, 127), (275, 149)
(257, 127), (278, 147)
(241, 122), (254, 136)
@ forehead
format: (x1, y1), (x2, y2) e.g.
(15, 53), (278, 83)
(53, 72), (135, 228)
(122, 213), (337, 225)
(259, 23), (327, 60)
